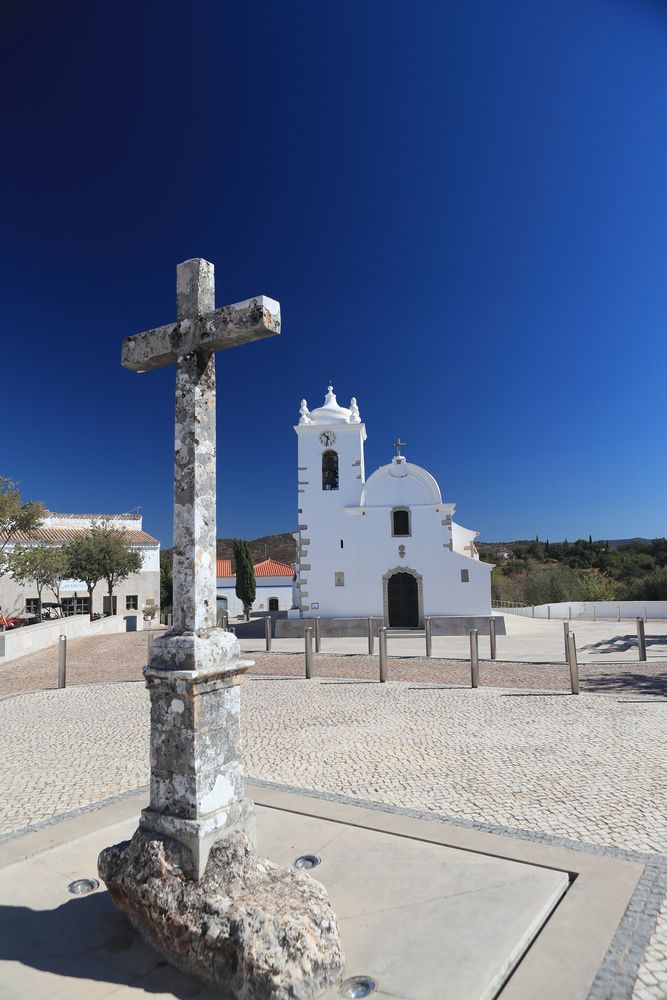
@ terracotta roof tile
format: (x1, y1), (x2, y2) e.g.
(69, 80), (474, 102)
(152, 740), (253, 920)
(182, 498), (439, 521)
(216, 559), (233, 577)
(253, 558), (294, 577)
(1, 527), (158, 545)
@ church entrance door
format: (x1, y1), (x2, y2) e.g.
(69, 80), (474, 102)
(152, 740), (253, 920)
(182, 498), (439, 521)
(387, 572), (419, 628)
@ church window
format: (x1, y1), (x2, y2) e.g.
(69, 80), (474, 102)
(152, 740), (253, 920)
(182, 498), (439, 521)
(335, 572), (345, 587)
(125, 595), (139, 610)
(460, 569), (469, 583)
(25, 598), (40, 615)
(322, 450), (339, 490)
(392, 508), (411, 537)
(340, 539), (344, 549)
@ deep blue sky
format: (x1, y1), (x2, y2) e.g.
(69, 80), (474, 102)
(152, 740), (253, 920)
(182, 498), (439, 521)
(2, 0), (666, 545)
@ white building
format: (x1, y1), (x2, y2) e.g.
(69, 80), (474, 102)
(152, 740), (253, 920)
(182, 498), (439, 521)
(0, 512), (160, 618)
(290, 386), (492, 626)
(216, 558), (295, 616)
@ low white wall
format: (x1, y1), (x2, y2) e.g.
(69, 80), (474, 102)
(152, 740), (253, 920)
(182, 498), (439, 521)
(496, 601), (667, 620)
(0, 613), (143, 663)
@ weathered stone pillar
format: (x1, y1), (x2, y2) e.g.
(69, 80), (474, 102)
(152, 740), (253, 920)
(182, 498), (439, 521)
(140, 656), (254, 878)
(98, 260), (344, 999)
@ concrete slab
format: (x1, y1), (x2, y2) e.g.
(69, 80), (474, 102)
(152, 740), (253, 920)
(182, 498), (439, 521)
(0, 786), (643, 1000)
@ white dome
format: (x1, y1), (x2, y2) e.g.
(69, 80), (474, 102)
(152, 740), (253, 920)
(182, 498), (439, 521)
(361, 457), (442, 507)
(308, 385), (353, 425)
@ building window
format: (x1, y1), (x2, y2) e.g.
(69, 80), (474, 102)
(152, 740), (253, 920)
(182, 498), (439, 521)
(62, 596), (90, 615)
(335, 571), (345, 587)
(25, 598), (40, 615)
(392, 508), (411, 537)
(126, 595), (138, 610)
(460, 569), (469, 583)
(322, 450), (339, 490)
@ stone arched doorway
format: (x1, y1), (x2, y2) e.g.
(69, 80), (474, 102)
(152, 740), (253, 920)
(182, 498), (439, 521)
(385, 569), (421, 628)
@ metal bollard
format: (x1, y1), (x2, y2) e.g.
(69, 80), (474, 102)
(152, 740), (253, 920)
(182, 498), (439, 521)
(264, 614), (271, 651)
(315, 616), (321, 653)
(568, 606), (572, 620)
(547, 606), (551, 620)
(617, 606), (621, 622)
(425, 617), (432, 658)
(58, 635), (67, 688)
(563, 619), (570, 660)
(367, 617), (374, 655)
(305, 627), (313, 679)
(593, 606), (596, 622)
(470, 629), (479, 688)
(379, 627), (388, 683)
(644, 607), (648, 624)
(489, 617), (497, 660)
(567, 631), (580, 694)
(532, 606), (535, 618)
(637, 617), (647, 661)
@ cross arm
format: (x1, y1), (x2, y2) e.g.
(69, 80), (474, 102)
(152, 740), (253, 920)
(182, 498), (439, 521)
(121, 321), (181, 372)
(199, 295), (281, 351)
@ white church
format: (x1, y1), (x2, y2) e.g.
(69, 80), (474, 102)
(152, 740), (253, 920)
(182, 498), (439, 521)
(289, 386), (493, 628)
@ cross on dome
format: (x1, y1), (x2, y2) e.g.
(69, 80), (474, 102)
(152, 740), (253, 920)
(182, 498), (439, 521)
(394, 438), (406, 457)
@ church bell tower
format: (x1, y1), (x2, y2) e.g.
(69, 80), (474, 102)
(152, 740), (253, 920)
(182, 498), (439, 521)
(293, 385), (367, 614)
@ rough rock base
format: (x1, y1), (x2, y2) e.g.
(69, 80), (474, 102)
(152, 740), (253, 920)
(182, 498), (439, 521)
(98, 829), (345, 1000)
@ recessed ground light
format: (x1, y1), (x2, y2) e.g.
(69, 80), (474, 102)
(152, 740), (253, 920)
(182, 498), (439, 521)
(294, 854), (321, 870)
(68, 878), (99, 895)
(339, 976), (377, 998)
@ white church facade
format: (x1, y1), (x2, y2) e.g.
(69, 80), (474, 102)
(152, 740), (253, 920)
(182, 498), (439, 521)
(289, 386), (492, 627)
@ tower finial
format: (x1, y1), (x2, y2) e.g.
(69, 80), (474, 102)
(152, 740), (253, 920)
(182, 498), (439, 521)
(298, 399), (311, 425)
(394, 438), (405, 457)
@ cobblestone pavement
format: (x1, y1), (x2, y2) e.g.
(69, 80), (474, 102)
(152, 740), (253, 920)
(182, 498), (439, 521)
(2, 631), (666, 698)
(1, 648), (667, 997)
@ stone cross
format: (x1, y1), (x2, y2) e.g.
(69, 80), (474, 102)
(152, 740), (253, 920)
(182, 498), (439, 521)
(120, 259), (280, 876)
(122, 258), (280, 637)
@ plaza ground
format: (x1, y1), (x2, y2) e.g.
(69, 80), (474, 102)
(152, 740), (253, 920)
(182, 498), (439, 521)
(1, 614), (666, 999)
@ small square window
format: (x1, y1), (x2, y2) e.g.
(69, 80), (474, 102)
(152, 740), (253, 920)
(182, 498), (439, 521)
(126, 595), (139, 610)
(335, 572), (345, 587)
(25, 598), (40, 614)
(460, 569), (469, 583)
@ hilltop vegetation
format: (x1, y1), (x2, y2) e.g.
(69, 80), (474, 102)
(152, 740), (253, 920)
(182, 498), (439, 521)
(478, 537), (667, 604)
(216, 533), (296, 568)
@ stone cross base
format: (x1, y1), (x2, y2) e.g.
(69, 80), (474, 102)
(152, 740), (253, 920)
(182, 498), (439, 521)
(140, 629), (256, 878)
(99, 829), (345, 1000)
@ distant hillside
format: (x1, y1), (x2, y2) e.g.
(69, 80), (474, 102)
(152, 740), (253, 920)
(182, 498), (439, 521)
(216, 532), (297, 569)
(478, 537), (653, 551)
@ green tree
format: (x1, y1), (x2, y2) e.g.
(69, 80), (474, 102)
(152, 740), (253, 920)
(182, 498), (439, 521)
(90, 520), (142, 616)
(65, 533), (105, 620)
(0, 477), (45, 572)
(8, 544), (68, 620)
(233, 539), (256, 620)
(621, 567), (667, 601)
(160, 549), (173, 610)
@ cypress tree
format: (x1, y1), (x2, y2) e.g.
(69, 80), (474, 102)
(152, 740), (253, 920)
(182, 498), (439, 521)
(233, 539), (256, 621)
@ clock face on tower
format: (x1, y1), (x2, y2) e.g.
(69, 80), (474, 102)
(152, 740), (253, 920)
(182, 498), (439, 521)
(319, 431), (336, 447)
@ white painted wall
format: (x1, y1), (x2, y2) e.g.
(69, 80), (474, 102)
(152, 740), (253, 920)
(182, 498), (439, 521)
(0, 613), (142, 662)
(216, 582), (293, 615)
(499, 601), (667, 620)
(293, 409), (491, 621)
